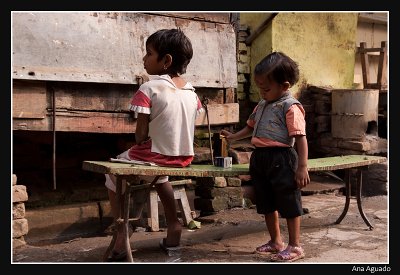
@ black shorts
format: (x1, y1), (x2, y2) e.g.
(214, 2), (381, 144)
(249, 147), (303, 218)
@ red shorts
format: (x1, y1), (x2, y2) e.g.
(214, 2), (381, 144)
(128, 139), (193, 168)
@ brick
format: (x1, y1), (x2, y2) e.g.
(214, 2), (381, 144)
(231, 150), (252, 164)
(314, 115), (331, 133)
(238, 54), (249, 63)
(13, 218), (28, 238)
(309, 86), (333, 95)
(195, 186), (242, 199)
(237, 63), (250, 74)
(237, 74), (247, 83)
(13, 185), (28, 203)
(194, 197), (228, 212)
(13, 236), (26, 249)
(226, 177), (241, 187)
(337, 140), (371, 151)
(195, 177), (226, 188)
(13, 202), (25, 219)
(237, 92), (246, 101)
(314, 101), (331, 115)
(238, 42), (249, 52)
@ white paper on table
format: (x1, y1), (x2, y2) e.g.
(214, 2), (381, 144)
(109, 158), (158, 167)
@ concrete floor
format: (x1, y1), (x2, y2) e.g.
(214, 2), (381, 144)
(13, 193), (389, 266)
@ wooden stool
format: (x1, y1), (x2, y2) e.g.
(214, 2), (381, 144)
(129, 179), (194, 231)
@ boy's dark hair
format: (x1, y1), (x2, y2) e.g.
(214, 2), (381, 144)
(146, 28), (193, 75)
(254, 52), (299, 86)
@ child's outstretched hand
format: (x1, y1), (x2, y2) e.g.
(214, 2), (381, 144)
(220, 129), (233, 141)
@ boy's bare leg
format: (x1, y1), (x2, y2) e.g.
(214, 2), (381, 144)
(286, 216), (301, 247)
(155, 181), (182, 247)
(265, 211), (284, 247)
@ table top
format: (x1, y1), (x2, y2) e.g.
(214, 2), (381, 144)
(83, 161), (249, 177)
(82, 155), (386, 177)
(306, 155), (386, 171)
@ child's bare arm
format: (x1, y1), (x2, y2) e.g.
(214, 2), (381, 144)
(135, 113), (150, 144)
(294, 135), (310, 189)
(220, 125), (253, 142)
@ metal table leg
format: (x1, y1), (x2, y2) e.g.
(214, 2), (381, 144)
(355, 168), (373, 230)
(335, 169), (351, 225)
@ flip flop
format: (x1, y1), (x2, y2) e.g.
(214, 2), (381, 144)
(255, 241), (285, 255)
(270, 245), (305, 262)
(107, 250), (127, 262)
(159, 238), (181, 254)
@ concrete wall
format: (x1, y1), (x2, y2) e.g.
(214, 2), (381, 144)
(240, 12), (358, 101)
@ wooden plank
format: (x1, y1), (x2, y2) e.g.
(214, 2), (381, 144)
(12, 80), (47, 119)
(225, 88), (235, 103)
(196, 103), (239, 126)
(357, 47), (386, 53)
(51, 82), (135, 112)
(13, 111), (136, 133)
(195, 88), (224, 104)
(13, 103), (239, 132)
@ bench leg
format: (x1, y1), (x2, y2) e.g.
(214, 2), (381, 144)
(174, 186), (193, 226)
(147, 190), (160, 232)
(102, 177), (134, 262)
(123, 181), (134, 262)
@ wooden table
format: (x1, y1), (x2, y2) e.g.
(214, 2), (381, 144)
(82, 154), (386, 262)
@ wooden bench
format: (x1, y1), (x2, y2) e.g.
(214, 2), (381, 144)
(130, 179), (194, 232)
(82, 154), (386, 262)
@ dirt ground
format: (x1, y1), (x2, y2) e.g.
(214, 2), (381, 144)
(12, 193), (390, 269)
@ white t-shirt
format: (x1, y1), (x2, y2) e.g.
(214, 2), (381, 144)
(129, 74), (203, 156)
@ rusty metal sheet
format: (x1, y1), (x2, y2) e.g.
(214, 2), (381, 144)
(12, 12), (237, 88)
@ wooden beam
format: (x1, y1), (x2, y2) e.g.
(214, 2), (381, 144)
(359, 42), (370, 88)
(13, 103), (240, 133)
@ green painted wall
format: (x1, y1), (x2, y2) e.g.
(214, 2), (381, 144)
(241, 13), (358, 101)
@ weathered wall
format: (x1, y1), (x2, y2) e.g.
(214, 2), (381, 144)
(12, 12), (237, 88)
(240, 12), (358, 101)
(12, 12), (240, 133)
